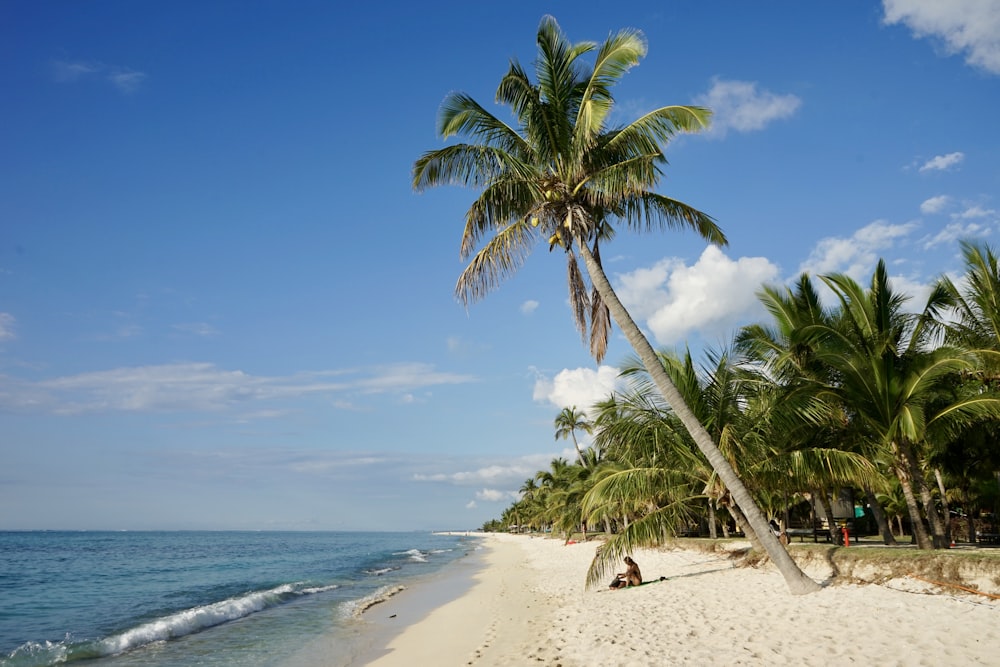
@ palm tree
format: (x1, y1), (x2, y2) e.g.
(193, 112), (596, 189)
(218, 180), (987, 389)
(738, 275), (895, 544)
(809, 261), (998, 548)
(413, 15), (818, 594)
(937, 240), (1000, 364)
(554, 406), (593, 466)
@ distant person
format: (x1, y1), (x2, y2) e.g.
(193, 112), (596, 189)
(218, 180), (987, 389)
(609, 556), (642, 589)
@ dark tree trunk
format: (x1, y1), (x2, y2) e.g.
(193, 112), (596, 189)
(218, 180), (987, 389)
(864, 486), (897, 545)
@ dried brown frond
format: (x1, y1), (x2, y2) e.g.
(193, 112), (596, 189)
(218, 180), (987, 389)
(567, 251), (590, 343)
(590, 287), (611, 363)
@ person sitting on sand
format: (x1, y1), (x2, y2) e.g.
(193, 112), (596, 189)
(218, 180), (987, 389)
(609, 556), (642, 589)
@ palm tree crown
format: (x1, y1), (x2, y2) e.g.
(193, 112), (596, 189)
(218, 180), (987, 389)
(413, 15), (724, 361)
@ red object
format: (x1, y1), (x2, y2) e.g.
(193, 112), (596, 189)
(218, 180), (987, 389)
(842, 525), (850, 547)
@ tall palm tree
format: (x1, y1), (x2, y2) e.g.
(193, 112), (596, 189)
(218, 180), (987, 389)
(413, 15), (818, 594)
(554, 406), (593, 466)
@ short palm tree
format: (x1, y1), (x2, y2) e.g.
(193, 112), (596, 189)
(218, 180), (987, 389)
(809, 261), (998, 548)
(554, 406), (593, 466)
(413, 15), (818, 593)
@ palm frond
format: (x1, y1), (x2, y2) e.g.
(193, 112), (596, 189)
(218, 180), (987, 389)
(606, 105), (712, 152)
(455, 219), (537, 305)
(617, 192), (726, 245)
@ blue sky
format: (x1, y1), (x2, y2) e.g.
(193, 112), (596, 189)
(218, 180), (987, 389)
(2, 1), (999, 531)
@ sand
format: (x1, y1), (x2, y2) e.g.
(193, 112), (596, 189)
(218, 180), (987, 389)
(359, 533), (999, 666)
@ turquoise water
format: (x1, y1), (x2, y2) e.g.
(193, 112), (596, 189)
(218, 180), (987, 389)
(0, 531), (481, 666)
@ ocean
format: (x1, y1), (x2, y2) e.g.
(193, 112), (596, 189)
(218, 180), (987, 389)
(0, 531), (483, 667)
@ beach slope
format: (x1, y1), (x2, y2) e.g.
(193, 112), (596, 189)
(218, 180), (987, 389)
(362, 533), (998, 666)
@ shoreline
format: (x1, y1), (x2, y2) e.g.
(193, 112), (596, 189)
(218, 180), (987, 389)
(345, 533), (998, 666)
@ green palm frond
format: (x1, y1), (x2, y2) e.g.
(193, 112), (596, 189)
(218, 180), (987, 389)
(583, 503), (696, 589)
(618, 192), (726, 244)
(574, 28), (646, 143)
(455, 218), (538, 305)
(437, 93), (528, 154)
(606, 105), (712, 152)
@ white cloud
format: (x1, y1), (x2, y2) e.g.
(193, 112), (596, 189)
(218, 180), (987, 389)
(883, 0), (1000, 74)
(920, 195), (950, 214)
(532, 365), (622, 416)
(52, 60), (101, 82)
(475, 488), (519, 502)
(883, 273), (935, 312)
(413, 457), (549, 487)
(958, 205), (998, 220)
(107, 68), (147, 93)
(799, 219), (918, 281)
(922, 204), (998, 248)
(919, 152), (965, 172)
(799, 221), (937, 310)
(520, 300), (539, 315)
(51, 59), (147, 93)
(0, 313), (15, 341)
(694, 78), (801, 138)
(1, 361), (475, 415)
(923, 221), (990, 249)
(616, 246), (780, 346)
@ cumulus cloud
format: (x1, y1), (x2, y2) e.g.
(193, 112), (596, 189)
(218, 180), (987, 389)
(0, 313), (14, 341)
(694, 78), (801, 138)
(798, 220), (917, 281)
(883, 0), (1000, 74)
(0, 361), (476, 415)
(920, 195), (950, 214)
(520, 300), (539, 315)
(919, 152), (965, 172)
(475, 488), (519, 502)
(798, 221), (938, 310)
(532, 365), (622, 416)
(52, 59), (147, 93)
(614, 246), (780, 346)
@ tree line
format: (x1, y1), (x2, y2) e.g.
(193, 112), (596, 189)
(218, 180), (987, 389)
(485, 242), (1000, 586)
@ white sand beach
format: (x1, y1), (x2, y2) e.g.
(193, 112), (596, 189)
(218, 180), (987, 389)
(360, 532), (999, 666)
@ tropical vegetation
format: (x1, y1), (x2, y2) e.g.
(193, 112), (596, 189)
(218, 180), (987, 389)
(415, 16), (1000, 593)
(486, 248), (1000, 587)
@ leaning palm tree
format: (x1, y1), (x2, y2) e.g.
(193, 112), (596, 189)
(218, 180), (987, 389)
(413, 16), (818, 594)
(554, 406), (593, 466)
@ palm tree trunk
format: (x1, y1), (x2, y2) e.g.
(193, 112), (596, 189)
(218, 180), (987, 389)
(727, 504), (766, 554)
(571, 433), (586, 467)
(933, 469), (952, 545)
(578, 241), (820, 594)
(899, 441), (946, 548)
(817, 488), (840, 545)
(893, 456), (932, 549)
(707, 499), (718, 539)
(863, 486), (897, 545)
(916, 473), (947, 548)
